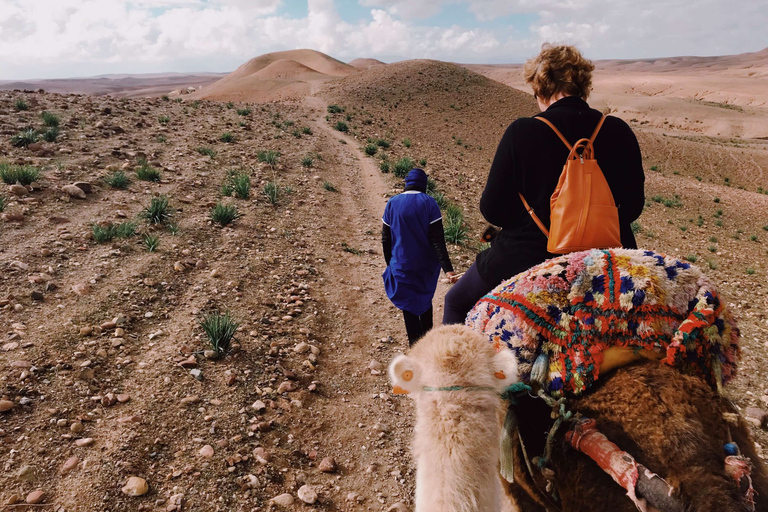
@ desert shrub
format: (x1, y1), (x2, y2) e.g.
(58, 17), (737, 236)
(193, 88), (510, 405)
(140, 195), (172, 225)
(41, 127), (59, 142)
(322, 181), (337, 192)
(444, 204), (469, 245)
(341, 242), (362, 255)
(104, 170), (130, 189)
(707, 259), (718, 270)
(11, 129), (38, 148)
(199, 310), (238, 355)
(257, 150), (280, 166)
(327, 105), (344, 113)
(746, 267), (756, 275)
(302, 126), (312, 135)
(0, 164), (40, 185)
(365, 144), (377, 156)
(41, 111), (60, 127)
(197, 146), (217, 158)
(713, 197), (720, 203)
(167, 221), (180, 235)
(262, 181), (288, 206)
(91, 222), (136, 243)
(14, 99), (28, 111)
(334, 121), (349, 132)
(750, 234), (758, 242)
(403, 138), (412, 148)
(376, 139), (390, 148)
(237, 107), (251, 116)
(429, 190), (449, 210)
(156, 135), (167, 143)
(379, 161), (390, 173)
(631, 221), (641, 234)
(226, 102), (234, 109)
(708, 246), (717, 252)
(142, 233), (159, 252)
(219, 132), (235, 143)
(419, 158), (427, 167)
(210, 202), (240, 226)
(221, 170), (250, 199)
(684, 254), (697, 263)
(650, 165), (660, 172)
(0, 195), (7, 212)
(301, 155), (314, 168)
(162, 95), (170, 101)
(158, 115), (170, 125)
(136, 161), (161, 182)
(393, 156), (414, 178)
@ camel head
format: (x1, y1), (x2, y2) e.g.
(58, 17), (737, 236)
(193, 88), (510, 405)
(389, 324), (518, 398)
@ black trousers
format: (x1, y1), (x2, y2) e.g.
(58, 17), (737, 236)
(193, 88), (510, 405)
(403, 306), (433, 346)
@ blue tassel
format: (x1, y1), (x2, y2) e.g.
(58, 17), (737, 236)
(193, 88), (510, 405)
(531, 352), (549, 386)
(724, 443), (739, 456)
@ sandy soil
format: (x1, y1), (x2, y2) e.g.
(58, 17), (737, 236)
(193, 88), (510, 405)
(1, 48), (768, 511)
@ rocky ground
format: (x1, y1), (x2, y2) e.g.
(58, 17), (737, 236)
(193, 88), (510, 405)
(1, 64), (768, 511)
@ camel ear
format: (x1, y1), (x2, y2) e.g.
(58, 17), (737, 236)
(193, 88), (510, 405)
(490, 349), (518, 390)
(389, 354), (421, 396)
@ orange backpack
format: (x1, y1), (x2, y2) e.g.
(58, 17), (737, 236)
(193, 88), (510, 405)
(519, 114), (621, 254)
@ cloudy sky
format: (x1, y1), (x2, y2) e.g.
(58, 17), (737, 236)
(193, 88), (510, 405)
(1, 0), (765, 79)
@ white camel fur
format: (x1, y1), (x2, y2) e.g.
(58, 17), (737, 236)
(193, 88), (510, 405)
(389, 324), (518, 512)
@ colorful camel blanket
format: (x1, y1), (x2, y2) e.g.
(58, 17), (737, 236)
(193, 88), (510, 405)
(466, 249), (739, 397)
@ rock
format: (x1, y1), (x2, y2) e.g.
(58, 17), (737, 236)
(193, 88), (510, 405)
(2, 211), (25, 222)
(9, 184), (28, 197)
(180, 395), (200, 405)
(74, 437), (94, 447)
(297, 485), (318, 504)
(16, 465), (36, 482)
(179, 356), (197, 368)
(122, 476), (149, 496)
(319, 456), (337, 473)
(70, 421), (84, 433)
(251, 400), (266, 412)
(294, 342), (310, 354)
(270, 493), (294, 508)
(31, 290), (44, 301)
(745, 407), (768, 428)
(117, 394), (131, 403)
(199, 445), (214, 457)
(277, 381), (297, 394)
(61, 456), (79, 474)
(25, 490), (45, 504)
(0, 400), (13, 412)
(63, 184), (87, 199)
(79, 326), (93, 336)
(73, 182), (92, 193)
(189, 369), (203, 381)
(253, 447), (271, 464)
(168, 493), (185, 511)
(368, 359), (382, 374)
(387, 502), (409, 512)
(72, 283), (90, 296)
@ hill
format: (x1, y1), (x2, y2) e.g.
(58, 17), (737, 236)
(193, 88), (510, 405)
(348, 58), (386, 70)
(195, 49), (356, 102)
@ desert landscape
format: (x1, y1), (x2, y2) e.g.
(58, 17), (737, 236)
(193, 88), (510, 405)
(1, 46), (768, 511)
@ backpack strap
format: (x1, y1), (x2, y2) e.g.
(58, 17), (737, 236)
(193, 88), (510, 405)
(518, 193), (550, 238)
(535, 116), (572, 151)
(535, 114), (607, 150)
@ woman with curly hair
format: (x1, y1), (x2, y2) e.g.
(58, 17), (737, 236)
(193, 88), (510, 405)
(443, 43), (646, 325)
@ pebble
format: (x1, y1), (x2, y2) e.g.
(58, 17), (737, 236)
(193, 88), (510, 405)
(26, 490), (45, 504)
(73, 182), (92, 193)
(0, 400), (13, 412)
(319, 456), (337, 473)
(79, 326), (93, 336)
(252, 400), (266, 412)
(74, 438), (94, 447)
(190, 369), (203, 380)
(387, 503), (408, 512)
(61, 456), (79, 474)
(70, 422), (84, 433)
(297, 485), (318, 504)
(270, 493), (294, 508)
(253, 446), (271, 464)
(63, 184), (87, 199)
(199, 445), (214, 457)
(180, 395), (200, 405)
(277, 381), (297, 393)
(294, 342), (310, 354)
(9, 184), (28, 197)
(121, 476), (149, 496)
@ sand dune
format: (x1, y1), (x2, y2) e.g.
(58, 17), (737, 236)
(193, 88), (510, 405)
(194, 49), (356, 103)
(348, 58), (386, 70)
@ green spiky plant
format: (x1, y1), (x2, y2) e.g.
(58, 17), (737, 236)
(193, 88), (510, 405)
(220, 132), (236, 143)
(41, 127), (59, 142)
(0, 195), (8, 212)
(0, 163), (40, 185)
(334, 121), (348, 132)
(393, 157), (414, 178)
(11, 129), (38, 148)
(221, 170), (250, 199)
(103, 170), (131, 189)
(14, 99), (28, 111)
(199, 310), (239, 356)
(140, 195), (172, 225)
(136, 160), (161, 182)
(197, 146), (217, 158)
(210, 202), (240, 226)
(257, 150), (280, 167)
(142, 233), (159, 252)
(41, 111), (60, 127)
(301, 155), (314, 168)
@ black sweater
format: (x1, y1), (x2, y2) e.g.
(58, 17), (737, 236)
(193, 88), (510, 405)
(476, 96), (645, 286)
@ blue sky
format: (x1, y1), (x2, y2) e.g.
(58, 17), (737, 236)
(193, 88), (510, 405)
(0, 0), (765, 79)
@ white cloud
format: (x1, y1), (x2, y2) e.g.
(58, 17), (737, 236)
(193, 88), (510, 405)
(0, 0), (764, 79)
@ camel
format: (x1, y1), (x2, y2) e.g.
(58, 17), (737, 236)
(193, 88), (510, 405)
(390, 249), (768, 512)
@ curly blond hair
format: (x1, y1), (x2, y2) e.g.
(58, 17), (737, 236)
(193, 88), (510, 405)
(523, 43), (594, 101)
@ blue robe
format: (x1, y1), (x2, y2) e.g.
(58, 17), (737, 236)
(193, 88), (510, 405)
(382, 191), (442, 315)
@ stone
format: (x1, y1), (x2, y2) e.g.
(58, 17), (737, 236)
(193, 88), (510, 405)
(79, 326), (93, 336)
(253, 447), (271, 464)
(180, 395), (200, 405)
(199, 445), (214, 457)
(73, 182), (92, 193)
(294, 342), (310, 354)
(61, 456), (79, 474)
(297, 485), (318, 504)
(319, 456), (337, 473)
(387, 503), (409, 512)
(74, 437), (94, 447)
(122, 476), (149, 496)
(277, 381), (297, 394)
(16, 465), (36, 482)
(2, 211), (25, 222)
(9, 184), (28, 197)
(189, 369), (203, 381)
(745, 407), (768, 428)
(31, 290), (44, 301)
(270, 493), (294, 508)
(251, 400), (266, 412)
(0, 400), (13, 412)
(70, 421), (84, 433)
(63, 185), (87, 199)
(25, 490), (45, 504)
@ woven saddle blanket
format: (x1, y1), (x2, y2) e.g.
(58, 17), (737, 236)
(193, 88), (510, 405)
(466, 249), (739, 397)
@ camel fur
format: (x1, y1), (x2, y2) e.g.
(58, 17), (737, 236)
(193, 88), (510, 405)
(390, 324), (518, 512)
